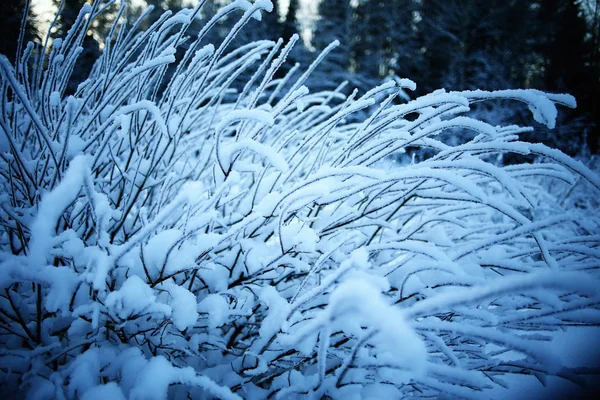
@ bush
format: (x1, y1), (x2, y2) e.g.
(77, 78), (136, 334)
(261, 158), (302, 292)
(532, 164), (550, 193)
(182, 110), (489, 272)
(1, 1), (599, 398)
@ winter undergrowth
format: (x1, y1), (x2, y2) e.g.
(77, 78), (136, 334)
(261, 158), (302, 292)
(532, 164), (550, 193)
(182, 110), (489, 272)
(1, 1), (599, 399)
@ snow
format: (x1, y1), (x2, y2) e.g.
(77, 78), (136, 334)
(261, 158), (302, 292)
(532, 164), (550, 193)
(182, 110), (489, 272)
(158, 281), (198, 331)
(28, 156), (88, 268)
(255, 191), (284, 217)
(130, 356), (241, 400)
(259, 285), (291, 339)
(1, 2), (599, 400)
(198, 262), (230, 293)
(81, 383), (126, 400)
(198, 294), (230, 329)
(280, 219), (319, 252)
(454, 89), (576, 129)
(223, 138), (288, 172)
(118, 349), (148, 397)
(116, 100), (170, 138)
(129, 48), (177, 76)
(328, 278), (427, 377)
(216, 109), (274, 134)
(50, 91), (61, 107)
(143, 229), (182, 277)
(105, 275), (171, 320)
(233, 0), (274, 21)
(129, 356), (174, 400)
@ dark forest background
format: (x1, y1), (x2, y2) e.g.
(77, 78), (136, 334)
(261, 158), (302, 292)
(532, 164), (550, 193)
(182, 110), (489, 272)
(2, 0), (600, 154)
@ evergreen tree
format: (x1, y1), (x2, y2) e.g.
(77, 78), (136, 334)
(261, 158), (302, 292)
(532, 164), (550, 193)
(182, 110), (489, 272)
(281, 0), (299, 41)
(262, 0), (282, 39)
(280, 0), (308, 68)
(0, 0), (38, 62)
(134, 0), (184, 31)
(351, 0), (420, 90)
(51, 0), (107, 92)
(535, 0), (599, 152)
(418, 0), (506, 91)
(352, 0), (387, 79)
(413, 0), (597, 152)
(311, 0), (352, 88)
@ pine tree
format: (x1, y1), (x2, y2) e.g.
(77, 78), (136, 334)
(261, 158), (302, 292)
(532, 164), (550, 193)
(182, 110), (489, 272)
(311, 0), (352, 88)
(51, 0), (106, 92)
(352, 0), (419, 83)
(535, 0), (599, 152)
(352, 0), (387, 79)
(0, 0), (38, 62)
(418, 0), (495, 91)
(281, 0), (299, 41)
(261, 0), (282, 39)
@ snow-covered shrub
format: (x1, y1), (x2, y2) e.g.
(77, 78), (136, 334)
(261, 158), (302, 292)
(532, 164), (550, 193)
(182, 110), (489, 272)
(1, 1), (599, 398)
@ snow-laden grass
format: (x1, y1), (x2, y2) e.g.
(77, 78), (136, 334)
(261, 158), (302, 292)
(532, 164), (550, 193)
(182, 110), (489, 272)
(1, 1), (599, 399)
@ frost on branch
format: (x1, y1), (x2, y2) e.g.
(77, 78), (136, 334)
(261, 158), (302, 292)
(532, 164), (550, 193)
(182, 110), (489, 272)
(1, 1), (599, 399)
